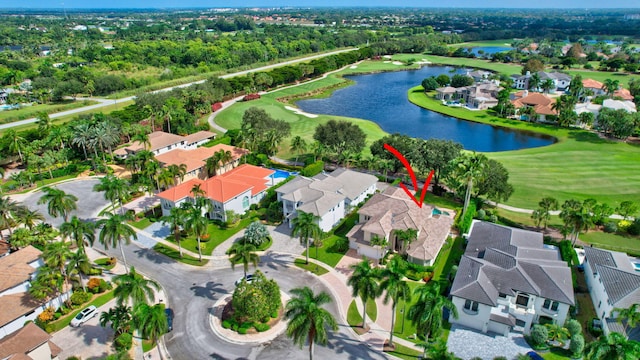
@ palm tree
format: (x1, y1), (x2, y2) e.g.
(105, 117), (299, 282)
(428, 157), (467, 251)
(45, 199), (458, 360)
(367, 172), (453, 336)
(614, 304), (640, 335)
(585, 332), (640, 360)
(167, 164), (187, 185)
(0, 195), (24, 236)
(29, 265), (66, 305)
(113, 266), (160, 306)
(36, 112), (52, 134)
(100, 304), (132, 336)
(226, 241), (260, 277)
(72, 123), (93, 160)
(131, 132), (151, 151)
(394, 228), (418, 254)
(161, 206), (186, 258)
(379, 256), (411, 347)
(528, 72), (541, 91)
(37, 186), (78, 222)
(42, 241), (73, 289)
(94, 175), (129, 215)
(536, 197), (559, 230)
(143, 104), (157, 131)
(541, 78), (556, 94)
(184, 204), (208, 262)
(9, 228), (34, 250)
(285, 287), (338, 360)
(5, 129), (26, 163)
(161, 104), (173, 134)
(157, 169), (174, 190)
(218, 150), (233, 173)
(133, 303), (168, 357)
(60, 216), (95, 253)
(408, 282), (458, 343)
(97, 211), (137, 271)
(16, 208), (44, 231)
(65, 249), (92, 292)
(603, 79), (620, 98)
(205, 152), (223, 178)
(453, 152), (486, 217)
(290, 136), (307, 165)
(347, 259), (381, 328)
(291, 211), (322, 265)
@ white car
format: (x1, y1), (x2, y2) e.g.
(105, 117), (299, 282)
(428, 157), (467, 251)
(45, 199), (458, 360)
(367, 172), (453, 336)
(70, 305), (97, 327)
(234, 274), (255, 286)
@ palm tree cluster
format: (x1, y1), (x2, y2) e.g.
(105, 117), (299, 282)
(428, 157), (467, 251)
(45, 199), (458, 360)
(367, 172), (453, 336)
(205, 149), (233, 178)
(71, 115), (121, 162)
(346, 256), (457, 353)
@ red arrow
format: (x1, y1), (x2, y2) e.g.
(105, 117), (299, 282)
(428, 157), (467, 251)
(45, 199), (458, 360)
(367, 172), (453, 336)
(383, 143), (434, 208)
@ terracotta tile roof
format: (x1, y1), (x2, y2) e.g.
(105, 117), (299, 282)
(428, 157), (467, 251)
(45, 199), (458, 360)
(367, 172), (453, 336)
(614, 88), (634, 101)
(511, 92), (557, 116)
(183, 130), (215, 145)
(0, 246), (42, 293)
(582, 78), (604, 89)
(155, 147), (218, 173)
(0, 293), (43, 327)
(0, 323), (58, 358)
(208, 144), (249, 161)
(158, 164), (273, 203)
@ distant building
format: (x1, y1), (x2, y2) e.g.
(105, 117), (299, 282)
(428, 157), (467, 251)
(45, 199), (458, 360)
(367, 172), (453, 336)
(114, 131), (216, 159)
(511, 71), (571, 93)
(510, 91), (557, 122)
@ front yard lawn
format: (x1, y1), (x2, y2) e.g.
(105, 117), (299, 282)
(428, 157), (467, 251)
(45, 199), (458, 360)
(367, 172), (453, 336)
(386, 342), (423, 360)
(152, 243), (209, 266)
(47, 290), (115, 333)
(301, 234), (348, 268)
(293, 258), (329, 275)
(173, 217), (253, 255)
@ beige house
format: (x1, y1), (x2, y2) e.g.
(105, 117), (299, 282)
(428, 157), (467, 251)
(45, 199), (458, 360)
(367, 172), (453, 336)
(435, 81), (501, 110)
(346, 186), (454, 265)
(155, 144), (249, 180)
(114, 130), (216, 158)
(0, 323), (62, 360)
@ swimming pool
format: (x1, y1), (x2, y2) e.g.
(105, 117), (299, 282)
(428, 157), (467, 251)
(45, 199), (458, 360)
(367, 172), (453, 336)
(271, 169), (298, 179)
(432, 208), (450, 216)
(634, 262), (640, 272)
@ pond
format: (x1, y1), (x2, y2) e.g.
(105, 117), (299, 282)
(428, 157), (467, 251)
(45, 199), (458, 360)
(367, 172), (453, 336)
(295, 66), (555, 152)
(470, 46), (512, 56)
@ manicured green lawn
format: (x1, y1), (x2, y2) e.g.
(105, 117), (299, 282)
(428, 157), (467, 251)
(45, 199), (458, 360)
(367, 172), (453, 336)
(94, 257), (116, 270)
(300, 235), (348, 268)
(393, 281), (420, 341)
(3, 174), (79, 194)
(542, 347), (573, 360)
(0, 100), (97, 124)
(579, 231), (640, 256)
(385, 342), (423, 360)
(450, 39), (515, 48)
(293, 258), (329, 275)
(431, 236), (465, 282)
(345, 298), (377, 326)
(152, 243), (209, 266)
(129, 217), (152, 230)
(177, 217), (253, 255)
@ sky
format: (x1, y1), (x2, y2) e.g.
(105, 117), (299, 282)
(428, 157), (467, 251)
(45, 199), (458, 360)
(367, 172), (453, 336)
(4, 1), (640, 9)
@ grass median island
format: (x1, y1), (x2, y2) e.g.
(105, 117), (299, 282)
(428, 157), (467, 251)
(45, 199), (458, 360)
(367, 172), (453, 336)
(152, 243), (208, 266)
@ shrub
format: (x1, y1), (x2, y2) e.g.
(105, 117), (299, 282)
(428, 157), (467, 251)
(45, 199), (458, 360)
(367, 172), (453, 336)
(488, 214), (498, 223)
(37, 307), (55, 323)
(255, 323), (270, 332)
(493, 357), (508, 360)
(98, 279), (111, 293)
(559, 240), (579, 267)
(603, 221), (618, 233)
(70, 291), (92, 306)
(87, 278), (101, 292)
(238, 327), (248, 335)
(475, 209), (486, 220)
(114, 332), (133, 351)
(618, 220), (632, 232)
(301, 160), (324, 177)
(457, 201), (477, 234)
(628, 220), (640, 236)
(570, 334), (585, 357)
(565, 319), (582, 337)
(54, 312), (62, 320)
(271, 311), (278, 318)
(222, 320), (231, 329)
(530, 324), (549, 347)
(66, 357), (82, 360)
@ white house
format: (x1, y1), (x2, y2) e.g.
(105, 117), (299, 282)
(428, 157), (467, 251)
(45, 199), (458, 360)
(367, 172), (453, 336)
(0, 323), (62, 360)
(276, 168), (377, 232)
(114, 130), (216, 159)
(583, 247), (640, 340)
(157, 164), (274, 221)
(511, 71), (572, 92)
(346, 186), (454, 265)
(449, 221), (574, 336)
(0, 246), (72, 339)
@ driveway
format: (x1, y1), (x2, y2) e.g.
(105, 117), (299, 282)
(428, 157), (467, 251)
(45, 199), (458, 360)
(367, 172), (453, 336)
(447, 324), (532, 360)
(52, 299), (116, 360)
(16, 178), (109, 228)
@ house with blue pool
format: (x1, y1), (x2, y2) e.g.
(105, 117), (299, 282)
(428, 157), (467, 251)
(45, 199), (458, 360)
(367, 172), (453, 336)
(346, 186), (455, 266)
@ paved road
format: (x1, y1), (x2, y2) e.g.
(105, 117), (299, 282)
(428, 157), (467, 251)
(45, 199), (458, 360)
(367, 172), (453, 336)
(0, 49), (357, 130)
(14, 178), (109, 228)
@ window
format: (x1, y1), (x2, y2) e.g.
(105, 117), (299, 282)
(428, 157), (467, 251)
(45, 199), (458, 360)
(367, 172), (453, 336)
(464, 300), (479, 313)
(242, 196), (249, 209)
(498, 292), (507, 299)
(516, 294), (529, 307)
(598, 301), (602, 308)
(543, 299), (559, 312)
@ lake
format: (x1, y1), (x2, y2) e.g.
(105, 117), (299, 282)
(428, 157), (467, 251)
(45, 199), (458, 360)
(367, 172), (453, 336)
(470, 46), (512, 56)
(295, 66), (555, 152)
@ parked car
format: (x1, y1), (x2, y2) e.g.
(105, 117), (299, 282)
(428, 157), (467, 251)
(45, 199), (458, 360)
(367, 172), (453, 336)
(527, 351), (544, 360)
(165, 308), (173, 332)
(234, 274), (255, 286)
(70, 305), (98, 327)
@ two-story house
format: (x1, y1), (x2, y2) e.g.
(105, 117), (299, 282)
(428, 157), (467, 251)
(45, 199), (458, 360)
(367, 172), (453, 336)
(114, 130), (216, 159)
(346, 186), (454, 265)
(450, 221), (574, 336)
(0, 246), (72, 339)
(511, 71), (572, 92)
(583, 247), (640, 340)
(276, 168), (377, 233)
(155, 144), (249, 180)
(157, 164), (274, 221)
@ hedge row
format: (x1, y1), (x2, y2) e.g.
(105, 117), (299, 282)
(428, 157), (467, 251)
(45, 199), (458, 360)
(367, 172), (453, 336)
(301, 161), (324, 177)
(457, 201), (477, 234)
